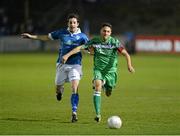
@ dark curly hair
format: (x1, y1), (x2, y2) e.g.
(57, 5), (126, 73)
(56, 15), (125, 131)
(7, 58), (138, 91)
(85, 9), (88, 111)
(67, 13), (80, 23)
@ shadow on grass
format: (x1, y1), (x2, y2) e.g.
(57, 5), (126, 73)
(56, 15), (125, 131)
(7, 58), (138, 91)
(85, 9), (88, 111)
(0, 117), (70, 123)
(0, 117), (90, 124)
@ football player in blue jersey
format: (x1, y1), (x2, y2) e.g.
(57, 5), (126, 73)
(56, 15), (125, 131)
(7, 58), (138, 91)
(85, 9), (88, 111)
(21, 13), (89, 122)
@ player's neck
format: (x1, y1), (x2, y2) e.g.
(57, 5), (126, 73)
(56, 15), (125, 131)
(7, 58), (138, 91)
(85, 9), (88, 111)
(68, 27), (79, 34)
(101, 36), (110, 42)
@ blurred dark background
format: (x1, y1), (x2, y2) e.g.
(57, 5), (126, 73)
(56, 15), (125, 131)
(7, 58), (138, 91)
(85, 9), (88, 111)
(1, 0), (180, 36)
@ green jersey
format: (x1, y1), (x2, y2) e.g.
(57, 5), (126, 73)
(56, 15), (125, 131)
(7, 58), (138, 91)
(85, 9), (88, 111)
(83, 36), (124, 73)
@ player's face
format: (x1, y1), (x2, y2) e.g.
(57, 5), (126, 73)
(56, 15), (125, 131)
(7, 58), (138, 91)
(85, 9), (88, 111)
(100, 26), (112, 41)
(68, 18), (79, 33)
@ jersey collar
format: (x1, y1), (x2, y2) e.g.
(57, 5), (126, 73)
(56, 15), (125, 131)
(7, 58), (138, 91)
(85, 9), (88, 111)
(67, 27), (81, 35)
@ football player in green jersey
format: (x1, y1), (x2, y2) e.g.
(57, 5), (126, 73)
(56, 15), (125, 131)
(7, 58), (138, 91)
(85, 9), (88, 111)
(62, 22), (135, 122)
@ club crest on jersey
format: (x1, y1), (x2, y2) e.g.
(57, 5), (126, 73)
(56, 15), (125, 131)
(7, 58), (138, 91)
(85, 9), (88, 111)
(75, 35), (80, 40)
(65, 40), (73, 45)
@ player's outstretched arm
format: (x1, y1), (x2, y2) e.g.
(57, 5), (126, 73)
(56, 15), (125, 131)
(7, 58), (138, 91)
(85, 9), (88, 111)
(62, 46), (82, 64)
(21, 33), (50, 41)
(121, 49), (135, 73)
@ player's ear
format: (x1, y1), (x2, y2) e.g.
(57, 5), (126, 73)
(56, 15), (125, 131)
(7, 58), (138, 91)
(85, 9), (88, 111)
(67, 21), (70, 27)
(110, 30), (112, 35)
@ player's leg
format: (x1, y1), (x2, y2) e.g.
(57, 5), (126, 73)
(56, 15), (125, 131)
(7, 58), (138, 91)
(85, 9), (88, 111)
(55, 64), (67, 101)
(93, 79), (103, 122)
(92, 79), (105, 90)
(93, 70), (104, 122)
(56, 85), (64, 101)
(68, 65), (82, 122)
(104, 85), (112, 97)
(104, 72), (117, 97)
(70, 79), (79, 122)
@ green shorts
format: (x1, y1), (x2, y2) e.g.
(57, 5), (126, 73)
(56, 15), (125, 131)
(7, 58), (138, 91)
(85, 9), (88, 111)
(94, 69), (117, 91)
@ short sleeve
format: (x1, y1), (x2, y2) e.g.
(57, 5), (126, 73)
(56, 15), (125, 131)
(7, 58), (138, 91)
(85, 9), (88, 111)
(82, 34), (89, 45)
(48, 29), (62, 40)
(117, 39), (125, 53)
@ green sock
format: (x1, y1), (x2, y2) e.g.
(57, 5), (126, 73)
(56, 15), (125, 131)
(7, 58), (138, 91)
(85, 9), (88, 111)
(93, 91), (101, 116)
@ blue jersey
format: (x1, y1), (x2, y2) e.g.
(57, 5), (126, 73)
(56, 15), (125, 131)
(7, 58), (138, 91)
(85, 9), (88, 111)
(49, 28), (88, 65)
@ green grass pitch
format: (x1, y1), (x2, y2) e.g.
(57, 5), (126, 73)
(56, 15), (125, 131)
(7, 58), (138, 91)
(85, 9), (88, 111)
(0, 53), (180, 135)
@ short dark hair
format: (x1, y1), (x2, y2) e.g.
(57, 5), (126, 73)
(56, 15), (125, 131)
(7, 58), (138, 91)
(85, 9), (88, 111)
(67, 13), (80, 23)
(101, 22), (112, 30)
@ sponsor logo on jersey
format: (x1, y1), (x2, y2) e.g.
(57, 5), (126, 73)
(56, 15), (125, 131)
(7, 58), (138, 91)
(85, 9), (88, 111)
(93, 44), (116, 49)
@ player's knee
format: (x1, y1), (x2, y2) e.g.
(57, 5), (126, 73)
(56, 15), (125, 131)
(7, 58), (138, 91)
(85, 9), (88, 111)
(71, 80), (79, 93)
(94, 80), (102, 91)
(94, 84), (102, 91)
(71, 86), (78, 94)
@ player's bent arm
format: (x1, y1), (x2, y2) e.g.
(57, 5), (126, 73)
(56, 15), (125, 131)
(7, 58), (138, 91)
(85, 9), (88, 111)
(121, 49), (135, 73)
(62, 46), (83, 63)
(21, 33), (50, 41)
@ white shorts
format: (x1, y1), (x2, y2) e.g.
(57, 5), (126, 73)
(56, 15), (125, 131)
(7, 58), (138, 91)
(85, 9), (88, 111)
(55, 64), (82, 85)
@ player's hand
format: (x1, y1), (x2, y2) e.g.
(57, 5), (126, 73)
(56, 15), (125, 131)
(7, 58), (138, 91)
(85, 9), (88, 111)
(128, 66), (135, 73)
(88, 47), (94, 55)
(21, 33), (32, 39)
(62, 55), (69, 64)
